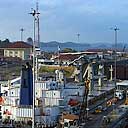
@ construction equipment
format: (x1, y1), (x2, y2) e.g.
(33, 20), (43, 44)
(95, 106), (103, 113)
(68, 55), (99, 124)
(79, 79), (90, 123)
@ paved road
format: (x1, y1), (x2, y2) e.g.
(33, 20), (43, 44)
(82, 99), (125, 128)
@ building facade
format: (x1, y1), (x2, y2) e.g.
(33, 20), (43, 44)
(3, 41), (33, 60)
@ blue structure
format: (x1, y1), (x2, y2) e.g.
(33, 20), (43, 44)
(20, 62), (33, 105)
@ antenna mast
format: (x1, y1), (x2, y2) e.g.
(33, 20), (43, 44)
(36, 0), (40, 47)
(29, 1), (40, 126)
(35, 0), (40, 81)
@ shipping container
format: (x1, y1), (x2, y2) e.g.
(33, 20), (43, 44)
(9, 87), (20, 97)
(42, 90), (60, 98)
(2, 105), (17, 119)
(16, 106), (32, 118)
(35, 115), (57, 127)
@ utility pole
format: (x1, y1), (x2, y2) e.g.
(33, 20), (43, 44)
(113, 27), (119, 88)
(20, 28), (24, 41)
(29, 2), (41, 126)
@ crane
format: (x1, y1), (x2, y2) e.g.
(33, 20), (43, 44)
(78, 58), (104, 124)
(79, 79), (90, 123)
(68, 54), (104, 125)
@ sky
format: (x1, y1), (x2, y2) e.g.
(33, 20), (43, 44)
(0, 0), (128, 44)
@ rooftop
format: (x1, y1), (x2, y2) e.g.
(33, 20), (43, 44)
(5, 41), (33, 49)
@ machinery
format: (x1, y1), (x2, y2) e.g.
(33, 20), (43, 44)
(68, 55), (106, 125)
(79, 79), (90, 123)
(95, 106), (103, 113)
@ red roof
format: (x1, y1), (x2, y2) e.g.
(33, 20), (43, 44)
(56, 54), (79, 61)
(68, 99), (79, 106)
(86, 49), (104, 52)
(63, 114), (79, 121)
(6, 41), (33, 48)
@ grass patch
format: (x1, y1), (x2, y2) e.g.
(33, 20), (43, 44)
(39, 66), (75, 77)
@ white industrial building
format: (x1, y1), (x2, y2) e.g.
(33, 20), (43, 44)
(0, 76), (85, 127)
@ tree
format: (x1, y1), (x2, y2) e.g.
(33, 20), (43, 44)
(62, 48), (77, 53)
(3, 38), (10, 43)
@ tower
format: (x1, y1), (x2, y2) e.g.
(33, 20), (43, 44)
(35, 0), (40, 48)
(35, 0), (40, 81)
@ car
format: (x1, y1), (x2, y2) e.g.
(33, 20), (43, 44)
(95, 106), (103, 113)
(103, 107), (107, 111)
(95, 109), (102, 113)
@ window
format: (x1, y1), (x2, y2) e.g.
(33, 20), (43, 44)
(15, 51), (18, 54)
(10, 51), (13, 54)
(69, 121), (74, 126)
(64, 122), (69, 127)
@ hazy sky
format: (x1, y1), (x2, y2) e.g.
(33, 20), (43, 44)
(0, 0), (128, 43)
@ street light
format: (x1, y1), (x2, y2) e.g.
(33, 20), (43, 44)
(111, 26), (119, 112)
(29, 8), (36, 128)
(20, 28), (24, 41)
(77, 33), (80, 43)
(111, 26), (119, 87)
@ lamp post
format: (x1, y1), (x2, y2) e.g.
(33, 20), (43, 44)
(113, 27), (119, 88)
(77, 33), (80, 43)
(111, 26), (119, 87)
(29, 8), (36, 128)
(111, 26), (119, 112)
(20, 28), (24, 41)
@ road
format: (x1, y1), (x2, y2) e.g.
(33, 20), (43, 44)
(82, 99), (125, 128)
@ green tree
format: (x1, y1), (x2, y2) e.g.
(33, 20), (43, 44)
(62, 48), (77, 53)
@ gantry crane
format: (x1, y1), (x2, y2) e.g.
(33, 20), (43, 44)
(68, 55), (105, 125)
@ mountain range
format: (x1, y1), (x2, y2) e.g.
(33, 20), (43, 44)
(40, 41), (125, 52)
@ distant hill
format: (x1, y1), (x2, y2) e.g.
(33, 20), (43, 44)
(0, 39), (124, 52)
(40, 41), (126, 52)
(41, 41), (90, 47)
(40, 41), (91, 52)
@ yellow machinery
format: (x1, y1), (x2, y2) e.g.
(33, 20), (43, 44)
(79, 79), (90, 123)
(95, 106), (102, 113)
